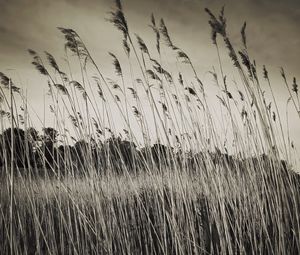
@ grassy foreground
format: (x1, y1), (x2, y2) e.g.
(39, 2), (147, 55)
(1, 161), (299, 254)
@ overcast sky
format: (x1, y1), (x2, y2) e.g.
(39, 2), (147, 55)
(0, 0), (299, 157)
(0, 0), (299, 73)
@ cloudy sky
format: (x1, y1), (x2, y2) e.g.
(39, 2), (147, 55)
(0, 0), (299, 87)
(0, 0), (299, 74)
(0, 0), (298, 103)
(0, 0), (299, 157)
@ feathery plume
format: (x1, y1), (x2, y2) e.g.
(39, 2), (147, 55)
(135, 34), (149, 55)
(272, 112), (276, 122)
(241, 107), (248, 120)
(251, 62), (258, 82)
(70, 80), (87, 100)
(45, 52), (60, 72)
(128, 87), (138, 99)
(238, 90), (244, 101)
(209, 70), (218, 84)
(108, 0), (129, 39)
(109, 52), (122, 76)
(132, 106), (141, 118)
(223, 90), (233, 99)
(93, 77), (105, 101)
(280, 67), (286, 81)
(146, 70), (161, 81)
(0, 72), (20, 93)
(54, 84), (69, 95)
(28, 49), (37, 56)
(217, 95), (227, 107)
(224, 38), (239, 67)
(205, 7), (226, 44)
(123, 39), (130, 56)
(178, 73), (184, 86)
(28, 50), (49, 76)
(185, 87), (197, 96)
(70, 81), (85, 93)
(292, 77), (298, 95)
(159, 19), (178, 50)
(69, 115), (78, 127)
(241, 22), (247, 48)
(153, 64), (173, 83)
(263, 65), (268, 79)
(267, 102), (272, 112)
(57, 27), (80, 54)
(112, 83), (121, 90)
(115, 95), (121, 101)
(177, 50), (191, 64)
(239, 50), (251, 77)
(0, 72), (10, 88)
(149, 13), (160, 53)
(185, 95), (190, 102)
(0, 110), (10, 117)
(159, 101), (168, 113)
(32, 61), (48, 76)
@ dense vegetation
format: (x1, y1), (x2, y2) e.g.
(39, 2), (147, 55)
(0, 0), (299, 254)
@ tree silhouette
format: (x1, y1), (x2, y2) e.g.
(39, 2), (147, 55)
(73, 140), (89, 171)
(104, 137), (137, 173)
(150, 143), (169, 166)
(41, 127), (58, 169)
(57, 144), (75, 175)
(1, 128), (34, 168)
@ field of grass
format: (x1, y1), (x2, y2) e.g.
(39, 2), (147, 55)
(0, 0), (300, 254)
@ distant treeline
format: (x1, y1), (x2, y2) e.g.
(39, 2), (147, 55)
(0, 127), (182, 175)
(0, 127), (298, 181)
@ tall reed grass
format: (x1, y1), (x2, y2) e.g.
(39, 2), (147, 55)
(0, 1), (299, 254)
